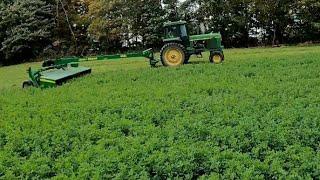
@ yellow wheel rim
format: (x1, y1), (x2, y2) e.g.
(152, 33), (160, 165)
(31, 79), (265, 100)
(164, 48), (184, 66)
(213, 55), (222, 64)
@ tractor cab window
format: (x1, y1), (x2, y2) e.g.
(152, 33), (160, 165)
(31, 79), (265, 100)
(165, 25), (188, 39)
(180, 25), (188, 37)
(165, 26), (180, 38)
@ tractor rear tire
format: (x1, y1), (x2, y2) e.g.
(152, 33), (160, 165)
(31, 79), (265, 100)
(210, 52), (224, 64)
(160, 43), (186, 67)
(22, 80), (34, 89)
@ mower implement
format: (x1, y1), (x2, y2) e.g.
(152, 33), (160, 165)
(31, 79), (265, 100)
(23, 64), (91, 88)
(23, 50), (158, 88)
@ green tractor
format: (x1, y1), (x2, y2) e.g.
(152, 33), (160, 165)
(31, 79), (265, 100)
(159, 21), (224, 66)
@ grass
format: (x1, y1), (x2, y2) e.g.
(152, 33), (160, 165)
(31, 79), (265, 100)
(0, 46), (320, 179)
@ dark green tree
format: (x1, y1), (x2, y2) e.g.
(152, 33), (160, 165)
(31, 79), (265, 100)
(127, 0), (165, 48)
(292, 0), (320, 42)
(190, 0), (253, 47)
(163, 0), (180, 21)
(0, 0), (54, 65)
(0, 2), (6, 64)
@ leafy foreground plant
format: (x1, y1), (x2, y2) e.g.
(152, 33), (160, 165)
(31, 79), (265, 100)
(0, 46), (320, 179)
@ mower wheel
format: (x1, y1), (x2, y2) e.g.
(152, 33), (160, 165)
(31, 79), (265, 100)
(210, 52), (224, 64)
(22, 80), (34, 89)
(160, 43), (186, 67)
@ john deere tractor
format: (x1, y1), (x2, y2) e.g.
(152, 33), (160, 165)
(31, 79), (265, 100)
(159, 21), (224, 66)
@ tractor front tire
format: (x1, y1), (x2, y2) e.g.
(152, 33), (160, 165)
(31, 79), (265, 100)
(210, 52), (224, 64)
(22, 80), (34, 89)
(160, 43), (186, 67)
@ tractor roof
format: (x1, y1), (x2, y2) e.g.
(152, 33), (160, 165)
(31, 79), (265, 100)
(164, 21), (187, 27)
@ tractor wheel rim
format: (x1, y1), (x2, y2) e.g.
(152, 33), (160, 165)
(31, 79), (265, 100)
(165, 48), (183, 65)
(213, 55), (222, 63)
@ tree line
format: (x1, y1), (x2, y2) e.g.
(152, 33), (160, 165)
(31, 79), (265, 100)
(0, 0), (319, 65)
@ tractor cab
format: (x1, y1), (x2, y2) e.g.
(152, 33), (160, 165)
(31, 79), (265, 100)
(163, 21), (189, 46)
